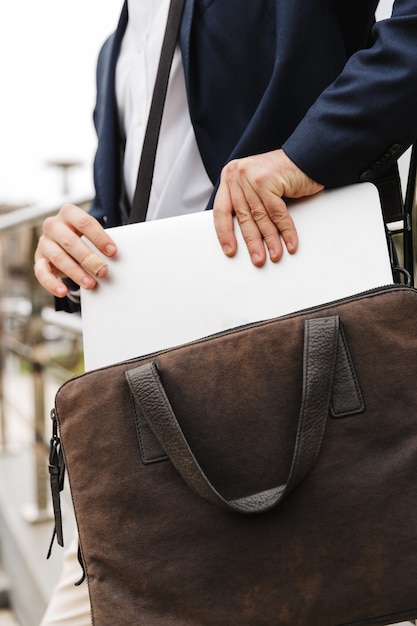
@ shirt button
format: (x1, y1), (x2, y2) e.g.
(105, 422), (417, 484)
(136, 43), (144, 55)
(136, 115), (143, 126)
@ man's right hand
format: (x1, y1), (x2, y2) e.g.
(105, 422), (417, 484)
(34, 204), (118, 298)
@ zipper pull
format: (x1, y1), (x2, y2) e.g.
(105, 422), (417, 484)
(47, 408), (65, 558)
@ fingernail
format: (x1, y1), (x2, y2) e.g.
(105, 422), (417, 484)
(105, 244), (117, 255)
(82, 276), (95, 288)
(95, 264), (108, 278)
(222, 244), (233, 256)
(252, 253), (262, 264)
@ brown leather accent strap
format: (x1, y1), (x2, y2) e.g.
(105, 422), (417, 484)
(47, 410), (66, 557)
(126, 316), (351, 514)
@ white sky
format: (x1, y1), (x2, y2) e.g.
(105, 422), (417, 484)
(0, 0), (394, 206)
(0, 1), (122, 204)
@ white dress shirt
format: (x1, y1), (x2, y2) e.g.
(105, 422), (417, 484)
(115, 0), (214, 221)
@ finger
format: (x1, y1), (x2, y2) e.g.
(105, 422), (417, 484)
(261, 192), (298, 255)
(213, 178), (238, 257)
(55, 204), (118, 258)
(227, 180), (268, 267)
(33, 257), (70, 298)
(242, 183), (285, 262)
(36, 235), (99, 291)
(243, 165), (298, 257)
(44, 219), (110, 279)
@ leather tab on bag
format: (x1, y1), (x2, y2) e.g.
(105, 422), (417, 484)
(128, 386), (167, 464)
(330, 325), (364, 418)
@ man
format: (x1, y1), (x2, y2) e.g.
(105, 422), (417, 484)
(35, 0), (417, 623)
(35, 0), (417, 297)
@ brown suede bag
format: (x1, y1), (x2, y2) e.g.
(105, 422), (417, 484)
(50, 284), (417, 625)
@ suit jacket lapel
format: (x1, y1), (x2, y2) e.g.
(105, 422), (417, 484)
(95, 0), (192, 225)
(92, 1), (128, 225)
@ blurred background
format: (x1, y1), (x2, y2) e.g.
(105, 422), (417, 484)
(0, 1), (415, 625)
(0, 0), (397, 207)
(0, 3), (122, 625)
(0, 1), (121, 205)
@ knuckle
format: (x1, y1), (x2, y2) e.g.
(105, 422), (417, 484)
(33, 260), (42, 280)
(35, 237), (45, 257)
(76, 213), (91, 231)
(223, 159), (240, 178)
(212, 203), (222, 217)
(49, 248), (66, 268)
(234, 210), (252, 226)
(58, 204), (75, 220)
(225, 159), (237, 172)
(60, 234), (75, 254)
(250, 167), (264, 186)
(60, 203), (77, 215)
(271, 210), (292, 229)
(60, 203), (90, 230)
(42, 216), (56, 234)
(250, 206), (266, 222)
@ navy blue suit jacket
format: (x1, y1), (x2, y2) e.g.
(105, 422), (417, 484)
(90, 0), (417, 227)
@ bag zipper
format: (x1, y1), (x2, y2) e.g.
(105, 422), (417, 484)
(131, 283), (414, 357)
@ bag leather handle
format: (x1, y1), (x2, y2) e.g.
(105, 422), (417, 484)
(126, 316), (342, 514)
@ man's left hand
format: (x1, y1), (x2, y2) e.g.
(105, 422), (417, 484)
(213, 149), (324, 267)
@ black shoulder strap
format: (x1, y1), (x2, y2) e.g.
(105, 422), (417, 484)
(129, 0), (186, 224)
(361, 143), (416, 284)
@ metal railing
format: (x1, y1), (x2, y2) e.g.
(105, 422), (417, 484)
(0, 194), (90, 522)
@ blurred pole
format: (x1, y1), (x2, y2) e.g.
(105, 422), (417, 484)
(0, 227), (10, 452)
(21, 350), (52, 523)
(0, 329), (6, 451)
(21, 228), (52, 521)
(46, 160), (82, 196)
